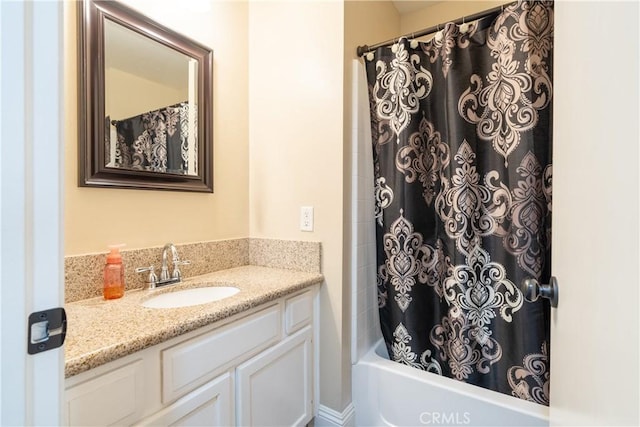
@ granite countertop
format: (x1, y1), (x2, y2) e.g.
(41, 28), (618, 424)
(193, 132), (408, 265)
(64, 265), (323, 378)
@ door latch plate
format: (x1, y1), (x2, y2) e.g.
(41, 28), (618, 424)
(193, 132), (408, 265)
(28, 307), (67, 355)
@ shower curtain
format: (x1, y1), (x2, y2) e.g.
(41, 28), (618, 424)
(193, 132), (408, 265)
(365, 0), (553, 404)
(111, 101), (193, 174)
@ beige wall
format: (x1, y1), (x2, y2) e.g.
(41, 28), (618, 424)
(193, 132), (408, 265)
(343, 0), (401, 195)
(400, 0), (507, 34)
(248, 0), (348, 412)
(105, 67), (187, 120)
(64, 0), (249, 255)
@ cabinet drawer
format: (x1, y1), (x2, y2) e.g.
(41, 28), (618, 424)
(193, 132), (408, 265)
(162, 305), (281, 403)
(65, 359), (144, 426)
(285, 290), (313, 335)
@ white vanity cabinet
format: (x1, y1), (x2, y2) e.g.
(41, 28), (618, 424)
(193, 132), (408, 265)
(64, 286), (318, 426)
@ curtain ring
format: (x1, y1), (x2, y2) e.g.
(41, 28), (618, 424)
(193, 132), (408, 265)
(409, 32), (417, 48)
(459, 15), (467, 33)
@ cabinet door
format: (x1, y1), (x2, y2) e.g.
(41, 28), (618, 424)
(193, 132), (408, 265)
(65, 360), (144, 426)
(137, 373), (233, 427)
(236, 327), (313, 426)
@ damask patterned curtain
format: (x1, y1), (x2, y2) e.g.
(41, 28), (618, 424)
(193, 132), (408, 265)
(112, 101), (194, 174)
(365, 0), (553, 404)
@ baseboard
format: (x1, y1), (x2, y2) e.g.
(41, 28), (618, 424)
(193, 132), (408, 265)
(314, 403), (356, 427)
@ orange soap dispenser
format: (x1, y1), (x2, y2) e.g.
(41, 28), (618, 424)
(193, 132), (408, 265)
(104, 244), (125, 300)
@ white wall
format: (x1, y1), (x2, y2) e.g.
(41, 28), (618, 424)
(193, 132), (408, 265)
(344, 0), (401, 372)
(350, 60), (381, 362)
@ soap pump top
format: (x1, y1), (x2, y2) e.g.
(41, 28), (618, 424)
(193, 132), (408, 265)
(104, 244), (125, 300)
(106, 244), (125, 262)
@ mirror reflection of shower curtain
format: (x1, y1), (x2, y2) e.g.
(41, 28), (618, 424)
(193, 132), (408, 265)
(109, 101), (194, 175)
(364, 0), (553, 404)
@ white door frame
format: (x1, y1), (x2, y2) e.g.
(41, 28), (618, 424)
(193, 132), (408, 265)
(0, 1), (64, 425)
(550, 1), (639, 425)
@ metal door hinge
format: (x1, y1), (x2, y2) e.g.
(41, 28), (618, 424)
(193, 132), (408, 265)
(28, 307), (67, 355)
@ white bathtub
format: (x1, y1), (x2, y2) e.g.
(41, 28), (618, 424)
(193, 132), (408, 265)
(352, 340), (549, 426)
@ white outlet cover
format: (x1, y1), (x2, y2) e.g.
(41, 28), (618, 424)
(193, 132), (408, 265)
(300, 206), (314, 231)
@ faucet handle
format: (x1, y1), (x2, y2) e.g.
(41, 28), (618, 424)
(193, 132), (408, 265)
(171, 260), (191, 280)
(135, 266), (158, 289)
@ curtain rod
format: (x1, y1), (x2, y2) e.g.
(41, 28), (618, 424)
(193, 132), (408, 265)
(356, 3), (508, 57)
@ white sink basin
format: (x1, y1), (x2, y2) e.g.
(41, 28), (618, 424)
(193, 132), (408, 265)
(142, 286), (240, 309)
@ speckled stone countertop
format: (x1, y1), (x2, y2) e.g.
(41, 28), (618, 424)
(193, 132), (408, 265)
(64, 265), (323, 378)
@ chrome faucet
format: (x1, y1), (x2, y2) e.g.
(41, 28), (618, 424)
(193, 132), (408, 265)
(136, 243), (190, 289)
(160, 243), (190, 283)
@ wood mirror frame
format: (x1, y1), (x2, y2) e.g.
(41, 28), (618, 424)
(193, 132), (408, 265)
(78, 0), (213, 192)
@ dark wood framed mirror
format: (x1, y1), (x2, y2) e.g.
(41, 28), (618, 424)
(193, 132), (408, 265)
(78, 0), (213, 192)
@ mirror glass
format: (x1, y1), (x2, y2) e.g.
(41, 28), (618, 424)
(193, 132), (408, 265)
(79, 0), (213, 191)
(104, 19), (198, 176)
